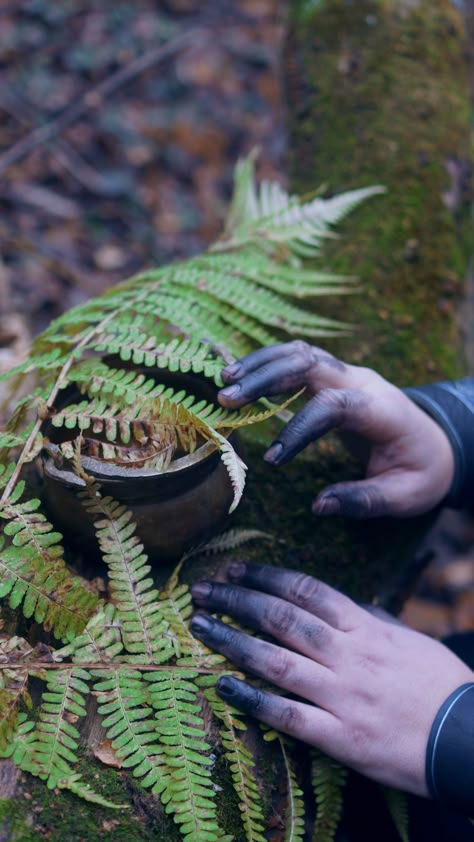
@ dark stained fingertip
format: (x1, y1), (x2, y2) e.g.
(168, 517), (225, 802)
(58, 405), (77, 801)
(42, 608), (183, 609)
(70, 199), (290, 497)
(263, 442), (284, 464)
(190, 613), (213, 636)
(219, 384), (241, 399)
(191, 581), (212, 600)
(221, 363), (242, 380)
(313, 495), (341, 516)
(216, 675), (238, 698)
(217, 677), (257, 712)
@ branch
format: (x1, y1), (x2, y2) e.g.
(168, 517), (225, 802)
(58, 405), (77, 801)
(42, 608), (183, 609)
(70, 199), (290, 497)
(0, 27), (208, 177)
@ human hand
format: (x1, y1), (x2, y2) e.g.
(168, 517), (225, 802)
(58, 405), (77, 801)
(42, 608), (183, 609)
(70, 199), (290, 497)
(218, 341), (455, 518)
(191, 562), (474, 796)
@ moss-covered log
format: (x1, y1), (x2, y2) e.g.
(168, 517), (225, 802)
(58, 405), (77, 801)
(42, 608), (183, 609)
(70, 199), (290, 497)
(286, 0), (472, 384)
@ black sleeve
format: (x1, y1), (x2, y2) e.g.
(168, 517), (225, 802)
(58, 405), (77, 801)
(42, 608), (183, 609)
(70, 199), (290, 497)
(425, 683), (474, 814)
(404, 378), (474, 510)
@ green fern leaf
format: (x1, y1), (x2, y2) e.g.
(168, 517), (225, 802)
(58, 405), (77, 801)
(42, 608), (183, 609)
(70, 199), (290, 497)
(94, 668), (165, 792)
(203, 682), (266, 842)
(0, 495), (98, 640)
(159, 572), (223, 665)
(79, 484), (173, 663)
(311, 749), (348, 842)
(184, 528), (273, 559)
(59, 772), (128, 809)
(21, 667), (90, 786)
(148, 668), (225, 842)
(279, 738), (305, 842)
(54, 603), (124, 664)
(0, 635), (33, 751)
(380, 785), (410, 842)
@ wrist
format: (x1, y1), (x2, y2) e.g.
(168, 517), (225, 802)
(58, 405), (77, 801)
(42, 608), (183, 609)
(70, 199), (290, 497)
(405, 380), (474, 509)
(425, 682), (474, 814)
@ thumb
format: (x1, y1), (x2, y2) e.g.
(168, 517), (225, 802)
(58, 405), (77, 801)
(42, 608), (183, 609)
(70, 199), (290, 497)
(312, 473), (418, 519)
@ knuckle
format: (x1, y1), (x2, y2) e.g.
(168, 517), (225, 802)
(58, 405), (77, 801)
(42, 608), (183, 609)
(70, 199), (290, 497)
(252, 689), (267, 714)
(301, 620), (329, 648)
(289, 573), (324, 612)
(278, 703), (303, 732)
(316, 387), (349, 413)
(266, 647), (291, 682)
(290, 340), (314, 368)
(266, 601), (297, 635)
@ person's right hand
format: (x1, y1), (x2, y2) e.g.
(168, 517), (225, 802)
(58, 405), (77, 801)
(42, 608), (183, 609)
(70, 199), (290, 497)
(218, 341), (455, 519)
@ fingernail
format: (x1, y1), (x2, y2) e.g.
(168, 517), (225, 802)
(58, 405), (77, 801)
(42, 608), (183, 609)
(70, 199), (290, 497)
(191, 582), (212, 600)
(217, 676), (237, 698)
(190, 614), (212, 635)
(264, 442), (284, 464)
(222, 363), (242, 379)
(228, 561), (246, 581)
(313, 495), (341, 516)
(219, 384), (241, 399)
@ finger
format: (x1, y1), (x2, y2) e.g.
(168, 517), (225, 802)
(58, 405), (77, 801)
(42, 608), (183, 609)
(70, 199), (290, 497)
(263, 388), (370, 464)
(219, 341), (351, 408)
(191, 581), (340, 665)
(216, 676), (338, 750)
(313, 470), (428, 519)
(219, 356), (311, 407)
(224, 562), (365, 631)
(190, 614), (336, 707)
(221, 344), (298, 382)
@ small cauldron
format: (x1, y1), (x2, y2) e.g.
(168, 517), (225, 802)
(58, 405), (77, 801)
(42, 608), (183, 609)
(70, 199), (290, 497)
(40, 365), (238, 562)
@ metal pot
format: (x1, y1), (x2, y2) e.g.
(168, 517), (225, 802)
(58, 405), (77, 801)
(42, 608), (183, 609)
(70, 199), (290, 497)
(40, 366), (237, 562)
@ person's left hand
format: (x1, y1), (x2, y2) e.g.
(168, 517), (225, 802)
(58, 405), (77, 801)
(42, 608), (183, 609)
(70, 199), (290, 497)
(191, 562), (474, 797)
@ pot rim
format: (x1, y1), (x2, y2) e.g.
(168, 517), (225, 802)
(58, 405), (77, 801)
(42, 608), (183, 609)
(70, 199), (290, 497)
(42, 438), (222, 489)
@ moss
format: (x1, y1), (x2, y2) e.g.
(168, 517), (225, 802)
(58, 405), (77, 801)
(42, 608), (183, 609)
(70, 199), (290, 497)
(286, 0), (471, 385)
(0, 756), (165, 842)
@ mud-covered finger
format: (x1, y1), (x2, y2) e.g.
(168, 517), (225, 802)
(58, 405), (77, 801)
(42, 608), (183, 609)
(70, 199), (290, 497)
(216, 676), (338, 748)
(263, 388), (370, 464)
(190, 614), (336, 706)
(191, 581), (340, 665)
(224, 562), (365, 631)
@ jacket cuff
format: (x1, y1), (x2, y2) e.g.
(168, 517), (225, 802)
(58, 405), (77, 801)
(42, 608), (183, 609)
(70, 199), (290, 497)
(404, 380), (474, 509)
(425, 683), (474, 814)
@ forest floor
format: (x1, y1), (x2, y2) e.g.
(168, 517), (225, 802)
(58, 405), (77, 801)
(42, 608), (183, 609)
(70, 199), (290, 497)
(0, 0), (473, 638)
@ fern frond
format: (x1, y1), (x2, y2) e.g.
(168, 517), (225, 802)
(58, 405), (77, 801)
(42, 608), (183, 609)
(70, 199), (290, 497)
(381, 786), (410, 842)
(192, 251), (358, 298)
(79, 484), (173, 663)
(59, 772), (128, 809)
(221, 152), (385, 262)
(159, 572), (224, 665)
(0, 495), (98, 640)
(203, 682), (266, 842)
(91, 334), (225, 384)
(22, 667), (90, 786)
(148, 668), (224, 842)
(279, 737), (305, 842)
(311, 749), (348, 842)
(184, 528), (273, 559)
(54, 603), (123, 664)
(94, 668), (165, 792)
(69, 361), (168, 408)
(0, 635), (33, 751)
(159, 274), (347, 337)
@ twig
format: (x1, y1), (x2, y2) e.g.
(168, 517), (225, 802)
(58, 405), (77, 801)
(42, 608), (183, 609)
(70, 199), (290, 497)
(0, 27), (207, 177)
